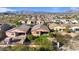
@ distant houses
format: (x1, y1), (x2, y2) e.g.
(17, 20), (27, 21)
(51, 19), (79, 24)
(36, 19), (44, 25)
(70, 26), (79, 33)
(2, 19), (79, 45)
(0, 14), (79, 45)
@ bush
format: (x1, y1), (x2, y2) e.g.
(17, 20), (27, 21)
(34, 35), (48, 45)
(52, 33), (64, 43)
(48, 32), (54, 38)
(38, 47), (51, 51)
(39, 43), (53, 51)
(27, 34), (34, 41)
(0, 30), (6, 41)
(11, 44), (27, 51)
(74, 34), (79, 40)
(4, 45), (39, 51)
(34, 35), (53, 51)
(15, 21), (22, 27)
(11, 20), (22, 27)
(64, 26), (71, 33)
(48, 32), (60, 38)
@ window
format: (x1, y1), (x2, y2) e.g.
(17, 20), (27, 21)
(75, 28), (79, 31)
(36, 32), (39, 34)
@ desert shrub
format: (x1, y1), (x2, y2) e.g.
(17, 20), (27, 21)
(34, 35), (48, 45)
(9, 44), (27, 51)
(48, 32), (54, 38)
(11, 20), (22, 27)
(0, 30), (6, 41)
(4, 45), (39, 51)
(74, 34), (79, 40)
(15, 20), (22, 27)
(34, 35), (53, 51)
(64, 26), (71, 33)
(27, 34), (34, 41)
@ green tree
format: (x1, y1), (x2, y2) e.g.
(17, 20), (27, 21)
(11, 19), (22, 27)
(49, 32), (57, 38)
(34, 35), (48, 45)
(15, 20), (22, 27)
(34, 35), (53, 51)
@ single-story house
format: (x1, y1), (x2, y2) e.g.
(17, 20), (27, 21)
(70, 19), (78, 24)
(36, 19), (44, 25)
(69, 26), (79, 33)
(68, 23), (79, 33)
(26, 20), (32, 25)
(31, 24), (50, 36)
(26, 19), (36, 25)
(48, 23), (66, 32)
(19, 20), (26, 24)
(48, 23), (58, 30)
(60, 19), (68, 24)
(54, 26), (66, 32)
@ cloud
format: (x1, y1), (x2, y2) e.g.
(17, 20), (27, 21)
(0, 8), (16, 13)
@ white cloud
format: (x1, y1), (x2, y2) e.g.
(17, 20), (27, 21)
(0, 8), (15, 13)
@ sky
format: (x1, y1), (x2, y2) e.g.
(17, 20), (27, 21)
(0, 7), (79, 13)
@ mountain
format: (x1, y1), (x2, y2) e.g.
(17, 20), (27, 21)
(11, 10), (54, 14)
(64, 9), (79, 14)
(1, 9), (79, 15)
(0, 11), (16, 15)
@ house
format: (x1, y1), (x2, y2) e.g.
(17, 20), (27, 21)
(48, 23), (66, 32)
(60, 19), (68, 24)
(54, 26), (66, 32)
(26, 19), (36, 25)
(70, 19), (78, 24)
(26, 19), (32, 25)
(48, 23), (58, 31)
(66, 23), (79, 33)
(69, 26), (79, 33)
(36, 19), (44, 25)
(19, 20), (26, 24)
(5, 24), (31, 44)
(31, 24), (50, 36)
